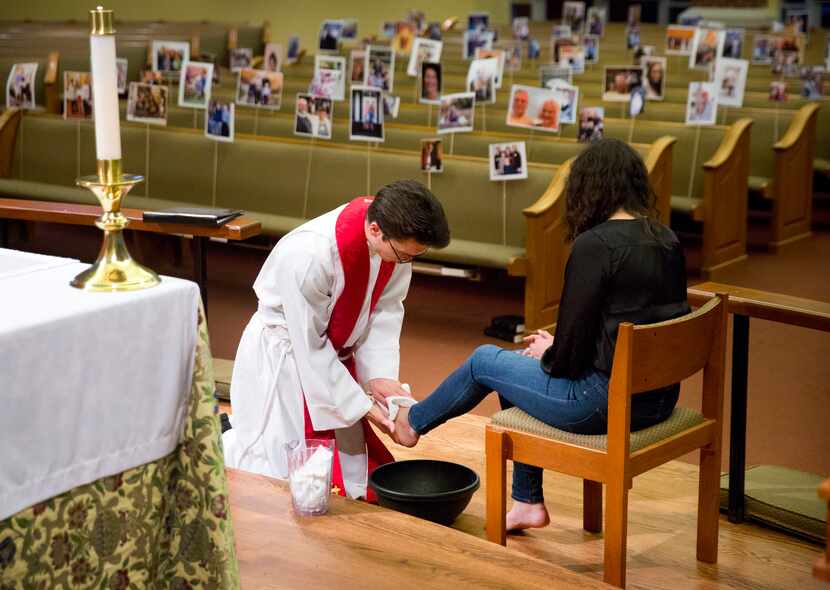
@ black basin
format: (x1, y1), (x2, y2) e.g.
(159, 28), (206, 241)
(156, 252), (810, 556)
(368, 460), (480, 525)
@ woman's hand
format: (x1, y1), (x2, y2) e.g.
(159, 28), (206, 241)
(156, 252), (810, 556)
(520, 329), (554, 359)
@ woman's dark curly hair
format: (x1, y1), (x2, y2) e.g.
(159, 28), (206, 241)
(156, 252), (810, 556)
(564, 138), (668, 245)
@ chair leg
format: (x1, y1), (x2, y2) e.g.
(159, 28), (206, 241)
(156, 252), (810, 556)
(697, 445), (721, 563)
(485, 427), (507, 546)
(603, 479), (629, 588)
(583, 479), (603, 533)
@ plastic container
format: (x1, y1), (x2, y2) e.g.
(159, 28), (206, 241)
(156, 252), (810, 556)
(285, 438), (335, 516)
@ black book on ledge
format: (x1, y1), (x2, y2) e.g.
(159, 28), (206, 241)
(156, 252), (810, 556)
(142, 207), (244, 227)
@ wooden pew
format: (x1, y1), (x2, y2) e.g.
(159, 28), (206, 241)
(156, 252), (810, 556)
(0, 108), (21, 178)
(510, 136), (676, 330)
(815, 477), (830, 582)
(687, 282), (830, 524)
(0, 197), (261, 314)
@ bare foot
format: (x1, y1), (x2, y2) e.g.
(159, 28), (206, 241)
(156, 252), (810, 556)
(392, 405), (420, 448)
(506, 501), (550, 532)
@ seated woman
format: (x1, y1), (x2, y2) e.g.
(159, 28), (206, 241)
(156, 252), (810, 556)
(391, 138), (690, 531)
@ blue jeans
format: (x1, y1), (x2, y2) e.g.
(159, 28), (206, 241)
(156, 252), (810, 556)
(408, 345), (677, 503)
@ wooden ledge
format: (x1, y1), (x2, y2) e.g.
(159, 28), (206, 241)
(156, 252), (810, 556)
(702, 118), (753, 171)
(688, 281), (830, 332)
(774, 103), (821, 152)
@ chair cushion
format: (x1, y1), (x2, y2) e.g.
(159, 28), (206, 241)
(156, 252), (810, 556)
(814, 158), (830, 174)
(671, 195), (703, 217)
(490, 406), (705, 452)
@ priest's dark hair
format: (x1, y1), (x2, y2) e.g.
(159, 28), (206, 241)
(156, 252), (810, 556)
(369, 179), (451, 248)
(564, 137), (669, 246)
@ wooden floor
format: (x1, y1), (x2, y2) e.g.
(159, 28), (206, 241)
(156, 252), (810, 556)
(368, 414), (824, 590)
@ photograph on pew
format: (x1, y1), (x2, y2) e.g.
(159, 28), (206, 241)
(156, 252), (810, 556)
(383, 95), (400, 119)
(314, 55), (346, 100)
(587, 6), (605, 37)
(489, 141), (528, 181)
(512, 16), (529, 40)
(294, 93), (333, 139)
(752, 34), (775, 64)
(420, 138), (443, 173)
(547, 79), (578, 124)
(151, 40), (189, 77)
(771, 33), (805, 66)
(407, 10), (425, 34)
(468, 12), (489, 32)
(690, 28), (725, 70)
(800, 66), (824, 99)
(463, 29), (495, 60)
(562, 2), (585, 34)
(643, 56), (666, 100)
(528, 38), (541, 59)
(365, 46), (395, 93)
(474, 48), (505, 88)
(665, 25), (695, 56)
(769, 80), (788, 102)
(551, 24), (572, 40)
(633, 45), (654, 65)
(236, 68), (283, 109)
(229, 48), (253, 72)
(540, 64), (572, 88)
(602, 66), (643, 102)
(628, 3), (641, 27)
(205, 100), (234, 143)
(578, 106), (604, 143)
(178, 61), (213, 109)
(342, 18), (358, 40)
(551, 35), (575, 63)
(501, 40), (523, 72)
(467, 57), (498, 104)
(426, 21), (442, 41)
(116, 58), (128, 95)
(785, 10), (809, 37)
(407, 38), (442, 77)
(381, 21), (396, 38)
(141, 70), (165, 85)
(349, 49), (365, 84)
(319, 19), (344, 51)
(685, 81), (718, 125)
(629, 86), (646, 117)
(419, 62), (442, 104)
(723, 29), (744, 59)
(583, 35), (599, 63)
(286, 36), (301, 64)
(506, 84), (560, 132)
(715, 58), (748, 107)
(626, 25), (641, 50)
(63, 71), (92, 120)
(437, 92), (475, 134)
(350, 85), (384, 141)
(127, 82), (168, 125)
(559, 45), (585, 74)
(393, 21), (416, 54)
(264, 43), (283, 72)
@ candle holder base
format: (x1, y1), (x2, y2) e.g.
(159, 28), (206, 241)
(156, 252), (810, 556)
(70, 167), (160, 291)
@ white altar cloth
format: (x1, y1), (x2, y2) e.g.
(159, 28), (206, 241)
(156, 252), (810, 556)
(0, 249), (200, 519)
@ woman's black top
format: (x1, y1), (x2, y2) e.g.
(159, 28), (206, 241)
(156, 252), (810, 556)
(541, 218), (690, 423)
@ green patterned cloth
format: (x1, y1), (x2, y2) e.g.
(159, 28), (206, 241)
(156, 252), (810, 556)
(0, 303), (239, 589)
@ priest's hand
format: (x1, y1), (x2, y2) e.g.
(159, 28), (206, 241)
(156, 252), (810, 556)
(366, 402), (395, 436)
(521, 329), (553, 359)
(366, 378), (411, 405)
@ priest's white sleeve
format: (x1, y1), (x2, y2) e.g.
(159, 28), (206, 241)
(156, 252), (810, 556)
(354, 264), (412, 386)
(263, 234), (373, 431)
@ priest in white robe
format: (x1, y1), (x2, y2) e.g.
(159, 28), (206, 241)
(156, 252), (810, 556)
(223, 180), (451, 501)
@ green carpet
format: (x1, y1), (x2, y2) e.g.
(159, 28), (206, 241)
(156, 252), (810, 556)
(720, 465), (826, 544)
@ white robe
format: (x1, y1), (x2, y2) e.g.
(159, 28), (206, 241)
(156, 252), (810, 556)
(222, 205), (412, 498)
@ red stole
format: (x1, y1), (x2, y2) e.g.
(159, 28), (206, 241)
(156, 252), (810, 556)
(302, 197), (396, 502)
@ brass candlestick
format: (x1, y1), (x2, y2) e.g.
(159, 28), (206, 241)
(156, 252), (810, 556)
(70, 159), (160, 291)
(71, 7), (159, 291)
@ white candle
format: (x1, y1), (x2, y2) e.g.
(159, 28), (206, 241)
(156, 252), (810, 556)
(89, 34), (121, 160)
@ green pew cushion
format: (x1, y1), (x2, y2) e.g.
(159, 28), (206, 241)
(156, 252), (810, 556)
(213, 357), (234, 401)
(490, 406), (705, 452)
(720, 465), (826, 543)
(814, 158), (830, 174)
(748, 175), (772, 195)
(671, 195), (703, 215)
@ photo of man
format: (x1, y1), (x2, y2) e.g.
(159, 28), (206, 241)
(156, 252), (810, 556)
(350, 86), (384, 141)
(127, 82), (168, 125)
(603, 67), (643, 101)
(489, 142), (528, 181)
(178, 61), (213, 109)
(578, 107), (604, 143)
(506, 84), (562, 132)
(420, 139), (443, 173)
(686, 81), (718, 125)
(205, 100), (234, 142)
(152, 41), (189, 76)
(63, 71), (92, 119)
(507, 87), (533, 126)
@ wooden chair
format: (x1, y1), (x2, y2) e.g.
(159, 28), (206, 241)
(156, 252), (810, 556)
(485, 294), (728, 588)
